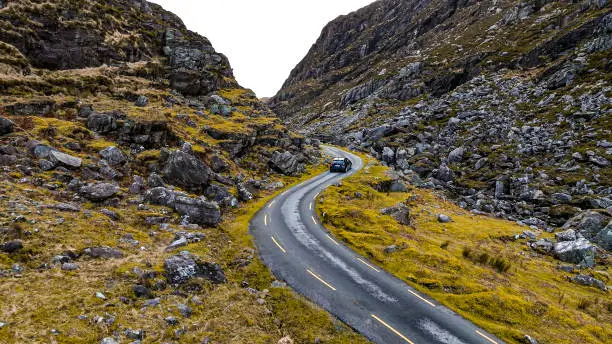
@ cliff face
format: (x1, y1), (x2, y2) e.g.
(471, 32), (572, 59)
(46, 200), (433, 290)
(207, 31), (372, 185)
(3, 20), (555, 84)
(272, 0), (611, 232)
(0, 2), (348, 343)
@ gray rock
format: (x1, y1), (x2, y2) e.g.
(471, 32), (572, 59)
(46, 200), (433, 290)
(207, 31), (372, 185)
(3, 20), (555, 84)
(99, 146), (127, 166)
(164, 252), (227, 285)
(123, 328), (144, 340)
(166, 236), (188, 251)
(237, 183), (253, 202)
(381, 203), (411, 225)
(129, 175), (145, 194)
(165, 316), (179, 325)
(147, 173), (165, 188)
(381, 147), (395, 163)
(555, 229), (577, 242)
(84, 246), (123, 259)
(177, 303), (193, 317)
(552, 193), (572, 204)
(79, 183), (120, 201)
(134, 95), (149, 107)
(61, 262), (79, 271)
(523, 335), (538, 344)
(87, 113), (117, 134)
(270, 150), (303, 175)
(49, 150), (82, 168)
(531, 239), (553, 253)
(210, 154), (229, 173)
(162, 150), (211, 191)
(39, 159), (55, 171)
(563, 211), (609, 241)
(101, 208), (119, 220)
(438, 214), (451, 223)
(594, 223), (612, 250)
(434, 163), (454, 182)
(553, 238), (596, 267)
(384, 245), (398, 253)
(144, 187), (183, 208)
(0, 240), (23, 253)
(100, 338), (118, 344)
(203, 184), (236, 208)
(0, 117), (14, 135)
(174, 196), (221, 226)
(570, 274), (607, 291)
(448, 147), (465, 163)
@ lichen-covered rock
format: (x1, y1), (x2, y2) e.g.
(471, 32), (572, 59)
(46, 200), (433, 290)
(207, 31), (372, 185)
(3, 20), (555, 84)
(162, 150), (211, 191)
(381, 203), (412, 225)
(570, 274), (607, 291)
(84, 246), (123, 259)
(164, 251), (227, 285)
(594, 223), (612, 250)
(79, 183), (120, 201)
(269, 150), (303, 175)
(553, 238), (597, 267)
(99, 146), (127, 166)
(87, 113), (117, 134)
(173, 196), (221, 226)
(0, 240), (23, 253)
(0, 117), (14, 135)
(48, 150), (82, 168)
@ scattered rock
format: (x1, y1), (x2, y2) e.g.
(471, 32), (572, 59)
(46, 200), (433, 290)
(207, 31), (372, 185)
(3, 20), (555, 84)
(570, 274), (607, 291)
(79, 183), (120, 201)
(162, 150), (211, 191)
(381, 203), (412, 225)
(553, 238), (596, 267)
(0, 117), (14, 135)
(99, 146), (127, 166)
(133, 285), (153, 299)
(61, 262), (79, 271)
(164, 252), (227, 285)
(269, 150), (303, 175)
(87, 113), (117, 134)
(84, 246), (123, 259)
(438, 214), (451, 223)
(134, 95), (149, 107)
(0, 240), (23, 253)
(48, 150), (82, 168)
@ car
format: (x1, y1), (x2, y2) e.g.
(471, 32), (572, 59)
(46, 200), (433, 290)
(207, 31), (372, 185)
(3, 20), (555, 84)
(329, 157), (352, 173)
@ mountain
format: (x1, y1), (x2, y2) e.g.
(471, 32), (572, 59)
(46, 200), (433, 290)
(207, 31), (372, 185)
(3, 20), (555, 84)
(272, 0), (611, 235)
(0, 1), (368, 343)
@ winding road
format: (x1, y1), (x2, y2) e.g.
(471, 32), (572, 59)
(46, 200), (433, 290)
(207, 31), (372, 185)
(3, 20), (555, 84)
(250, 145), (505, 344)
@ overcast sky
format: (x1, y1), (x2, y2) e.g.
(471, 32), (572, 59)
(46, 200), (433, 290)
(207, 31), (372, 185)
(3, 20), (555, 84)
(149, 0), (375, 98)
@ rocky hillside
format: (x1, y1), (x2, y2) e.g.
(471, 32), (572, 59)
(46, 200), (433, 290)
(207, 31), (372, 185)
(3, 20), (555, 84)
(0, 1), (369, 343)
(272, 1), (611, 267)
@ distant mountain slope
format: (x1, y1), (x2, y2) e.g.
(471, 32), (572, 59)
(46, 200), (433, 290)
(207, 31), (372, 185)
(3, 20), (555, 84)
(271, 0), (611, 231)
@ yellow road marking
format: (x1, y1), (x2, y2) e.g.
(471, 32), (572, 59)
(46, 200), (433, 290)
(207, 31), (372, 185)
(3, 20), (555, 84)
(264, 215), (268, 226)
(309, 202), (312, 210)
(326, 234), (340, 246)
(312, 216), (317, 225)
(371, 314), (414, 344)
(407, 289), (435, 307)
(357, 258), (380, 272)
(306, 269), (336, 291)
(271, 236), (286, 253)
(268, 200), (275, 208)
(475, 330), (498, 344)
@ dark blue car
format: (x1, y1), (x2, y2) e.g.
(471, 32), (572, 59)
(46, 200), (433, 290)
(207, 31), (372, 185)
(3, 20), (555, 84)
(330, 157), (352, 173)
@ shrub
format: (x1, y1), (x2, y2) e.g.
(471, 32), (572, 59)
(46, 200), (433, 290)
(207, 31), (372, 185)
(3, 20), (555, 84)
(491, 257), (512, 273)
(477, 252), (490, 265)
(440, 240), (450, 250)
(577, 299), (592, 310)
(462, 246), (472, 258)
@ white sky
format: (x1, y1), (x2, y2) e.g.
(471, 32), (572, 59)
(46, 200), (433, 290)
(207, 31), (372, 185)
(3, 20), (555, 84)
(149, 0), (375, 98)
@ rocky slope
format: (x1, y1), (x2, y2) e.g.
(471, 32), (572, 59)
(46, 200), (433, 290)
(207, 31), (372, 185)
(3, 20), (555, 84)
(272, 0), (611, 267)
(0, 1), (368, 343)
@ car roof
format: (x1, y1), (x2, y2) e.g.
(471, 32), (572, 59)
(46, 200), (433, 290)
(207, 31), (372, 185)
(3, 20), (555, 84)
(332, 157), (345, 160)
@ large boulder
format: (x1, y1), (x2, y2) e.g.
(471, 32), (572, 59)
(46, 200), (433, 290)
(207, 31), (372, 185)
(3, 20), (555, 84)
(144, 187), (184, 208)
(162, 150), (211, 191)
(563, 210), (610, 241)
(594, 223), (612, 251)
(381, 203), (412, 225)
(87, 113), (117, 134)
(381, 147), (395, 163)
(433, 163), (455, 182)
(204, 184), (237, 207)
(269, 150), (303, 175)
(164, 251), (227, 285)
(99, 146), (127, 166)
(0, 117), (14, 135)
(553, 238), (597, 267)
(48, 150), (82, 168)
(79, 183), (120, 201)
(447, 147), (465, 163)
(174, 196), (221, 226)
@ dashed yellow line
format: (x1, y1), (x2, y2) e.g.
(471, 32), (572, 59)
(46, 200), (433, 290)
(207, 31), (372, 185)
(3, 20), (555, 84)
(312, 216), (317, 225)
(271, 236), (286, 253)
(268, 200), (275, 208)
(407, 289), (435, 307)
(309, 202), (313, 210)
(326, 234), (340, 246)
(306, 269), (336, 291)
(475, 330), (498, 344)
(371, 314), (414, 344)
(264, 214), (268, 226)
(357, 258), (380, 272)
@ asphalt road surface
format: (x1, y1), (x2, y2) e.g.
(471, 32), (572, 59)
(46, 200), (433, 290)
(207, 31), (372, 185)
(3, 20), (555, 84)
(250, 145), (505, 344)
